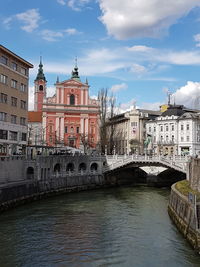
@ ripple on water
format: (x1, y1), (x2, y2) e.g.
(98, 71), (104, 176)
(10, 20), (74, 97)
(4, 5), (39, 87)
(0, 187), (200, 267)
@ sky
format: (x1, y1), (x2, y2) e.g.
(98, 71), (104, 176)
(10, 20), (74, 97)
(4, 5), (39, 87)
(1, 0), (200, 111)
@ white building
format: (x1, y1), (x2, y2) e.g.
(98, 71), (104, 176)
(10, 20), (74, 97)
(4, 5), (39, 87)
(146, 105), (200, 156)
(107, 107), (161, 154)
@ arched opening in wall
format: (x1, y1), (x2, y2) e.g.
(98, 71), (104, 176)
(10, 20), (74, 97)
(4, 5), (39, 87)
(70, 94), (75, 105)
(90, 162), (98, 171)
(66, 163), (75, 172)
(39, 85), (43, 91)
(54, 163), (61, 173)
(27, 167), (34, 179)
(79, 162), (87, 171)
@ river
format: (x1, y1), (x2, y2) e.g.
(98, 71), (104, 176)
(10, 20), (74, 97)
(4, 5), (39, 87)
(0, 186), (200, 267)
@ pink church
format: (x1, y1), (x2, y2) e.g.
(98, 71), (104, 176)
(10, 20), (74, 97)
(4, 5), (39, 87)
(34, 60), (99, 149)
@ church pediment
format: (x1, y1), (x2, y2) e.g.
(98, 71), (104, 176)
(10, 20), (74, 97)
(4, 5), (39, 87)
(58, 79), (87, 87)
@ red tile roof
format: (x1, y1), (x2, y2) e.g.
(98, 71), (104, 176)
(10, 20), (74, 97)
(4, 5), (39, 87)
(28, 111), (42, 122)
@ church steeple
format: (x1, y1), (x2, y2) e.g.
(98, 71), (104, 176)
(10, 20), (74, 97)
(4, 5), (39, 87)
(71, 57), (80, 81)
(35, 56), (46, 82)
(34, 57), (47, 111)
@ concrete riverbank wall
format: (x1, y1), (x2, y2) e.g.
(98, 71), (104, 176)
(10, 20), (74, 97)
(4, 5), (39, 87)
(0, 174), (105, 212)
(168, 184), (200, 252)
(168, 158), (200, 252)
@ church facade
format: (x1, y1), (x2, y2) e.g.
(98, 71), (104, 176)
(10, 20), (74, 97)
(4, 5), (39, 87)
(33, 60), (99, 149)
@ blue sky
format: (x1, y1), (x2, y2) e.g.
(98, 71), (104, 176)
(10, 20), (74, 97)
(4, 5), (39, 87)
(1, 0), (200, 111)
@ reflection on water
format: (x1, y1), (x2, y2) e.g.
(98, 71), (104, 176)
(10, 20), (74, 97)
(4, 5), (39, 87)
(0, 186), (200, 267)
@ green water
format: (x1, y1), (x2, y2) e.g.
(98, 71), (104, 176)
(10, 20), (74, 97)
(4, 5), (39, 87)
(0, 186), (200, 267)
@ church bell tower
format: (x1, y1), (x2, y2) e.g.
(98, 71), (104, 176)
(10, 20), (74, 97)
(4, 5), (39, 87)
(34, 57), (47, 111)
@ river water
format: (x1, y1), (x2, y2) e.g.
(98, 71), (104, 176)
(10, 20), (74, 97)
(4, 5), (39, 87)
(1, 186), (200, 267)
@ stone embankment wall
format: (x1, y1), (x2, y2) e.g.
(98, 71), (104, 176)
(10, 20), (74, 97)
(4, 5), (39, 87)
(168, 158), (200, 252)
(0, 154), (108, 212)
(0, 156), (26, 184)
(0, 174), (105, 212)
(188, 158), (200, 192)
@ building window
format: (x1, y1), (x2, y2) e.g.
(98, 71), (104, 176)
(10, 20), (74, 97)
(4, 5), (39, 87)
(166, 135), (169, 141)
(0, 130), (8, 140)
(21, 100), (26, 109)
(181, 125), (184, 131)
(11, 115), (17, 124)
(172, 135), (174, 142)
(0, 93), (7, 104)
(131, 122), (137, 127)
(70, 94), (75, 105)
(11, 79), (17, 89)
(154, 127), (156, 132)
(187, 136), (189, 142)
(49, 135), (52, 143)
(9, 131), (17, 141)
(11, 97), (17, 107)
(65, 126), (68, 133)
(76, 127), (79, 134)
(39, 85), (43, 91)
(166, 125), (168, 131)
(0, 112), (7, 121)
(21, 133), (27, 141)
(21, 67), (27, 76)
(1, 56), (8, 65)
(20, 83), (26, 92)
(171, 125), (174, 131)
(187, 124), (189, 130)
(20, 117), (26, 125)
(11, 62), (17, 71)
(160, 125), (163, 132)
(149, 127), (151, 132)
(181, 136), (184, 142)
(0, 74), (7, 84)
(70, 127), (74, 133)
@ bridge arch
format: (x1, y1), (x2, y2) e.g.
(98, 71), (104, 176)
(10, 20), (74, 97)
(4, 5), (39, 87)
(66, 162), (75, 172)
(79, 162), (87, 171)
(54, 163), (61, 173)
(90, 162), (98, 171)
(26, 167), (34, 179)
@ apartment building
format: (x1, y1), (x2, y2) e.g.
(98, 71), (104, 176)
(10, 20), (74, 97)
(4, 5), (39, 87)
(146, 105), (200, 156)
(107, 106), (161, 154)
(0, 45), (33, 155)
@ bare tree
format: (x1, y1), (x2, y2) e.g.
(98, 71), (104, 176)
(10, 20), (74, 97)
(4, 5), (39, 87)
(98, 88), (116, 154)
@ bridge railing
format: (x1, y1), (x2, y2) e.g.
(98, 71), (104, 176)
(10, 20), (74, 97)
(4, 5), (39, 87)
(104, 154), (189, 173)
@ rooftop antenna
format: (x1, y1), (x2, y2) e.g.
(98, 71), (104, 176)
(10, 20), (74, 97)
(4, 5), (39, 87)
(167, 91), (172, 105)
(75, 56), (77, 67)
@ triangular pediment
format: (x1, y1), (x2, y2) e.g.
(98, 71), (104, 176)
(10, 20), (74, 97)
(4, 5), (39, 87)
(57, 79), (87, 87)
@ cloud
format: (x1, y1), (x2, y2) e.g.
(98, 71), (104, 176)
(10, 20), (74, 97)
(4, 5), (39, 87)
(140, 102), (162, 110)
(130, 64), (147, 75)
(172, 81), (200, 108)
(40, 28), (80, 41)
(99, 0), (200, 40)
(57, 0), (91, 11)
(194, 34), (200, 47)
(110, 83), (128, 93)
(3, 9), (41, 32)
(57, 0), (66, 5)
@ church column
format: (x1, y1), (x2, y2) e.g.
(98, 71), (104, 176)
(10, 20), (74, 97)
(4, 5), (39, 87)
(55, 117), (59, 145)
(80, 118), (84, 134)
(60, 117), (64, 143)
(85, 118), (88, 135)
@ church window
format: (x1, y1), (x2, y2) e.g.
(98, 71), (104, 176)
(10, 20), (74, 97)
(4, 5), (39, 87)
(39, 85), (43, 91)
(65, 126), (68, 133)
(70, 94), (75, 105)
